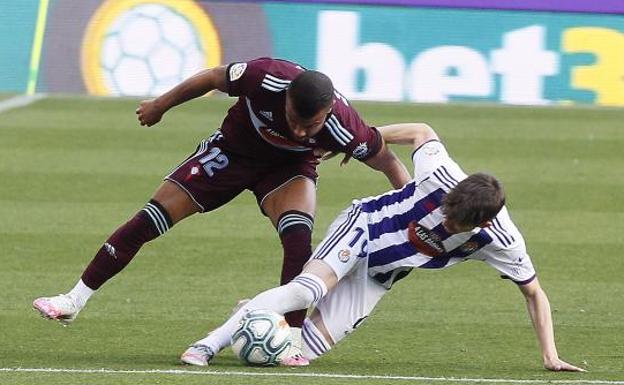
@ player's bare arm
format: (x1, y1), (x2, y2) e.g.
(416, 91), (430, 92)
(363, 142), (411, 189)
(518, 278), (586, 372)
(377, 123), (439, 149)
(136, 65), (228, 126)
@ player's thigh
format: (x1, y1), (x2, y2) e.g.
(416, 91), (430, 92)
(312, 260), (387, 345)
(307, 204), (368, 281)
(254, 162), (318, 224)
(165, 138), (256, 214)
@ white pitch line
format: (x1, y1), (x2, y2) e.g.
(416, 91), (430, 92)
(0, 368), (622, 385)
(0, 94), (46, 114)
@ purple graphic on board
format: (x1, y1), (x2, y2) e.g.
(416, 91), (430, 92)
(266, 0), (624, 14)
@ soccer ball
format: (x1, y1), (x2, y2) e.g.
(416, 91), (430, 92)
(231, 309), (292, 366)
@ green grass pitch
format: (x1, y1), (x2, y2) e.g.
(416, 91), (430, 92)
(0, 96), (623, 385)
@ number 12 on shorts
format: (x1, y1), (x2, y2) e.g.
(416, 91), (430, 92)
(198, 147), (229, 177)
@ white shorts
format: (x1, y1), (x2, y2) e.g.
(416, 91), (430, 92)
(308, 204), (388, 345)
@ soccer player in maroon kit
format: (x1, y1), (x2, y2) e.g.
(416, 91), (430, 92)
(32, 58), (411, 365)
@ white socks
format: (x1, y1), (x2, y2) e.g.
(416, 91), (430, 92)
(302, 318), (332, 359)
(67, 279), (94, 309)
(194, 273), (328, 353)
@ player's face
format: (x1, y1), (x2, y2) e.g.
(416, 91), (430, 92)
(285, 96), (332, 142)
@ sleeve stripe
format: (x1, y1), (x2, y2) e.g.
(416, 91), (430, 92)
(490, 218), (514, 244)
(330, 116), (354, 140)
(325, 115), (353, 146)
(261, 75), (291, 92)
(261, 82), (288, 92)
(262, 78), (290, 88)
(433, 169), (454, 190)
(264, 74), (291, 85)
(440, 165), (459, 184)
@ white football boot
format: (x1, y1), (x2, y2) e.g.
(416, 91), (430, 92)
(180, 344), (215, 366)
(280, 327), (310, 366)
(32, 294), (81, 326)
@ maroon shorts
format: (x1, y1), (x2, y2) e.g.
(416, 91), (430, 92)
(165, 138), (318, 213)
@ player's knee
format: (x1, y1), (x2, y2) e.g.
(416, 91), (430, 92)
(290, 273), (328, 308)
(152, 181), (201, 222)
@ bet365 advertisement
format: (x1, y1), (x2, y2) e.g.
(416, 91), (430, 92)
(2, 0), (624, 106)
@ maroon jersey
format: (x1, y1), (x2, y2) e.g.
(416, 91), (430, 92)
(218, 58), (382, 164)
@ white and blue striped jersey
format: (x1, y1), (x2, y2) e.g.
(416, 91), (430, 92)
(354, 140), (536, 289)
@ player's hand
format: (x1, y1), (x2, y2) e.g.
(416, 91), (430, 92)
(136, 98), (165, 127)
(544, 357), (586, 372)
(313, 148), (352, 166)
(313, 148), (334, 160)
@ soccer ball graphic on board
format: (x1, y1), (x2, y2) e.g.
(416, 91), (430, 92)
(84, 1), (220, 96)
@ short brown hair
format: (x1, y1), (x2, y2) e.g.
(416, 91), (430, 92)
(441, 173), (505, 227)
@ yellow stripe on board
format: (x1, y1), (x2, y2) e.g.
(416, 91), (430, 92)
(26, 0), (50, 95)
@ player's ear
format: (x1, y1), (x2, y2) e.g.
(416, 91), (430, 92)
(480, 220), (493, 228)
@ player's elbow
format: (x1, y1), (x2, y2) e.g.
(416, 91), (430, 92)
(409, 123), (439, 149)
(378, 122), (438, 147)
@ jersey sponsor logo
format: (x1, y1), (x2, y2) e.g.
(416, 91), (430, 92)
(407, 221), (445, 257)
(352, 142), (369, 159)
(229, 62), (247, 81)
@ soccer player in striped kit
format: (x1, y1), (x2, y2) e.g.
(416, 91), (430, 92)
(32, 58), (411, 366)
(185, 122), (585, 372)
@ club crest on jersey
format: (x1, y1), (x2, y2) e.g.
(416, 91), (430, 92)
(338, 249), (351, 262)
(229, 62), (247, 81)
(459, 241), (479, 254)
(407, 221), (445, 258)
(352, 142), (369, 159)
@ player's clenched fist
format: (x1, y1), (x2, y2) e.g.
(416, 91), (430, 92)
(136, 99), (164, 127)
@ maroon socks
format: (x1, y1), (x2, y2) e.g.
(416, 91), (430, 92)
(81, 200), (172, 289)
(277, 211), (314, 328)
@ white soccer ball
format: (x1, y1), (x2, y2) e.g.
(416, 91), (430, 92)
(231, 309), (292, 366)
